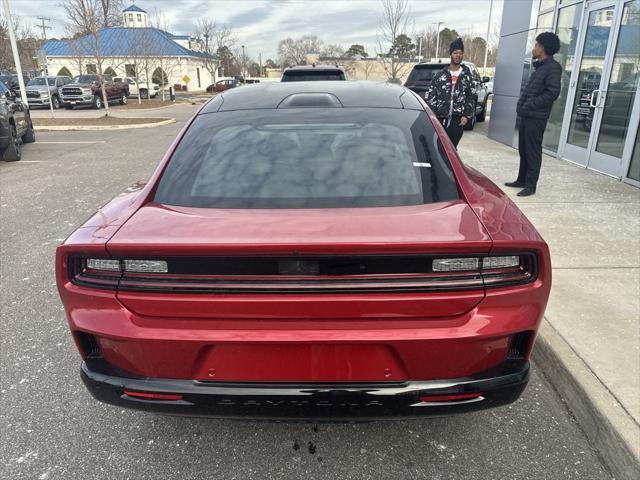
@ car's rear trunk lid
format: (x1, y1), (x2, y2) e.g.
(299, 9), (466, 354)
(107, 200), (491, 319)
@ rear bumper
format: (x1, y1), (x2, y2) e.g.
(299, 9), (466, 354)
(81, 356), (529, 419)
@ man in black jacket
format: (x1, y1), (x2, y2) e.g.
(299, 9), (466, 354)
(425, 38), (475, 148)
(506, 32), (562, 197)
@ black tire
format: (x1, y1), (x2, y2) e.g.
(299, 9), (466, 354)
(92, 95), (102, 109)
(2, 123), (22, 162)
(64, 104), (74, 110)
(464, 101), (477, 131)
(22, 117), (36, 143)
(140, 89), (149, 99)
(476, 101), (487, 122)
(119, 93), (128, 105)
(51, 95), (61, 109)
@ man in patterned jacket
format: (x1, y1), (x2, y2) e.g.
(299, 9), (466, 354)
(425, 38), (475, 148)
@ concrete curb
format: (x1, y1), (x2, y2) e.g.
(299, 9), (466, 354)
(34, 118), (175, 132)
(533, 319), (640, 480)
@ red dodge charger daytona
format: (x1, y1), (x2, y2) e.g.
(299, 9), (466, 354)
(56, 82), (551, 419)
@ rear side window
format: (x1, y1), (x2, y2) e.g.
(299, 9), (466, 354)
(155, 108), (459, 209)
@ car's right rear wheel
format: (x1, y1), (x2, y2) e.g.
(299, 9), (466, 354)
(140, 89), (149, 99)
(2, 124), (22, 162)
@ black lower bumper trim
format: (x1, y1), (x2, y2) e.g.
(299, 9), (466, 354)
(80, 358), (529, 420)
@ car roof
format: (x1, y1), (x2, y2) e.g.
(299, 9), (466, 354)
(200, 81), (423, 113)
(284, 65), (345, 72)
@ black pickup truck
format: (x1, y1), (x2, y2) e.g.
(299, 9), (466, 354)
(0, 81), (36, 162)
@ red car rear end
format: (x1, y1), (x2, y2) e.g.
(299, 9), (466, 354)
(56, 82), (551, 419)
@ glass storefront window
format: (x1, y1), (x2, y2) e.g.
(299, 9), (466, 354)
(543, 4), (582, 151)
(540, 0), (556, 12)
(566, 7), (614, 149)
(595, 0), (640, 159)
(538, 11), (555, 29)
(628, 128), (640, 182)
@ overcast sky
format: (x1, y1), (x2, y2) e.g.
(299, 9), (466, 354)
(8, 0), (503, 61)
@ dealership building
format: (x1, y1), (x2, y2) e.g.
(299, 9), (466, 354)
(490, 0), (639, 186)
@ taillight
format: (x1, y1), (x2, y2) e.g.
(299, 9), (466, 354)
(68, 257), (168, 289)
(432, 254), (537, 288)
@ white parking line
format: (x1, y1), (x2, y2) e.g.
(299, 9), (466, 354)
(37, 141), (106, 144)
(16, 161), (41, 163)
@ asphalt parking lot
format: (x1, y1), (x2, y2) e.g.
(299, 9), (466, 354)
(0, 104), (613, 480)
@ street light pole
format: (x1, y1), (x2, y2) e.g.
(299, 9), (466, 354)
(433, 21), (444, 59)
(483, 0), (494, 76)
(2, 0), (27, 101)
(241, 45), (246, 78)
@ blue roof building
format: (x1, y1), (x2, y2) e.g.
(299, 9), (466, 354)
(42, 3), (218, 91)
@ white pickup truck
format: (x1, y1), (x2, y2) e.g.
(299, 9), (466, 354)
(113, 77), (160, 99)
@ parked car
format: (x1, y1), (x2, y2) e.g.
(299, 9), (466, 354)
(206, 79), (240, 93)
(113, 76), (160, 99)
(25, 76), (73, 109)
(0, 74), (21, 92)
(0, 81), (36, 162)
(404, 60), (491, 129)
(485, 77), (494, 95)
(281, 65), (347, 81)
(60, 74), (129, 109)
(56, 82), (551, 420)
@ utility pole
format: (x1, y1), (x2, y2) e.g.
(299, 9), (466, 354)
(483, 0), (494, 76)
(36, 16), (55, 117)
(258, 53), (262, 77)
(433, 22), (444, 60)
(2, 0), (27, 101)
(36, 16), (52, 39)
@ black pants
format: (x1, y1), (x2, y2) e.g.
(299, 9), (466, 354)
(517, 117), (548, 189)
(439, 116), (464, 148)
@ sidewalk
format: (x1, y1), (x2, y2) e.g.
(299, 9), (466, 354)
(460, 125), (640, 479)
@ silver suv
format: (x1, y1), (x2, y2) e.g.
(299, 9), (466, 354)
(25, 76), (73, 109)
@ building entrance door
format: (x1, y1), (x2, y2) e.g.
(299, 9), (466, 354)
(560, 0), (640, 179)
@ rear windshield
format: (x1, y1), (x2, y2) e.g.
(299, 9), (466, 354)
(154, 108), (459, 209)
(406, 66), (444, 84)
(282, 70), (345, 82)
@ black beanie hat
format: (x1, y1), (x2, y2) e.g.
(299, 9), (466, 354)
(536, 32), (561, 55)
(449, 38), (464, 54)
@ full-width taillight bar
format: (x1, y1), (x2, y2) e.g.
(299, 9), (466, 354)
(68, 253), (538, 293)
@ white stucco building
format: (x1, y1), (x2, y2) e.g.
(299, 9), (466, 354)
(42, 3), (218, 92)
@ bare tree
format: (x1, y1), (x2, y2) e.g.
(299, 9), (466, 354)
(62, 0), (123, 34)
(377, 0), (414, 81)
(0, 15), (41, 72)
(361, 59), (377, 80)
(62, 0), (115, 115)
(193, 18), (233, 83)
(277, 35), (323, 66)
(321, 43), (344, 59)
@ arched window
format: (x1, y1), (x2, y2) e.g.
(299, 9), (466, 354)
(152, 67), (168, 86)
(103, 67), (117, 77)
(57, 66), (72, 77)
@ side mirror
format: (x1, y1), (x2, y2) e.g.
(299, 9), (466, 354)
(482, 76), (491, 83)
(5, 89), (17, 100)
